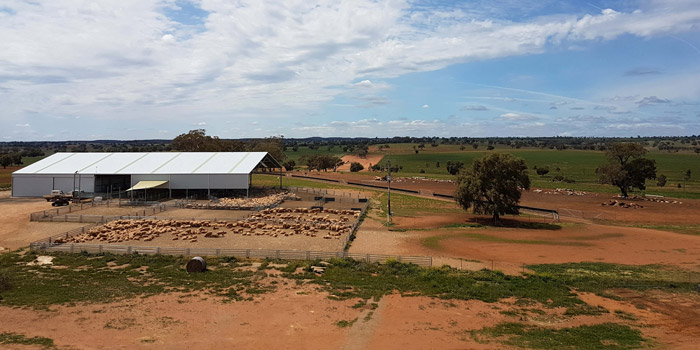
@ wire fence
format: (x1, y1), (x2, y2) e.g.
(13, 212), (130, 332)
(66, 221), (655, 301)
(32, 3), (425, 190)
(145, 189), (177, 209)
(30, 203), (168, 223)
(558, 208), (616, 221)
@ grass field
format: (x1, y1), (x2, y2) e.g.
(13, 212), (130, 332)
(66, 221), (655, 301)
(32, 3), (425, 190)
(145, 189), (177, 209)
(283, 146), (347, 163)
(351, 145), (700, 198)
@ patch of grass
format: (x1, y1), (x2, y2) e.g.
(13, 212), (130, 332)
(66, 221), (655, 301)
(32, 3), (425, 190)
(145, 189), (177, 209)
(336, 318), (358, 328)
(471, 322), (645, 349)
(564, 304), (609, 316)
(0, 251), (271, 307)
(442, 223), (483, 229)
(363, 311), (374, 322)
(615, 310), (639, 321)
(351, 299), (367, 309)
(0, 332), (56, 349)
(630, 224), (700, 236)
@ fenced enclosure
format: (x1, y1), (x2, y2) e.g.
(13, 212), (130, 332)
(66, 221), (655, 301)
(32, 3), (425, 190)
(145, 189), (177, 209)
(30, 203), (168, 223)
(29, 242), (431, 266)
(558, 208), (616, 221)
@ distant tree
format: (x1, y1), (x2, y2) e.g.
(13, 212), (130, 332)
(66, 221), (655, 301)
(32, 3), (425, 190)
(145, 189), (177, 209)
(292, 146), (299, 152)
(305, 154), (343, 172)
(487, 145), (494, 150)
(472, 143), (479, 150)
(459, 145), (466, 151)
(695, 148), (700, 155)
(454, 153), (531, 224)
(685, 169), (692, 181)
(0, 154), (13, 168)
(355, 145), (369, 159)
(596, 142), (656, 197)
(172, 129), (245, 152)
(536, 167), (550, 176)
(350, 162), (364, 172)
(436, 161), (440, 168)
(249, 136), (286, 162)
(656, 174), (667, 187)
(282, 160), (296, 171)
(446, 161), (464, 175)
(418, 143), (425, 149)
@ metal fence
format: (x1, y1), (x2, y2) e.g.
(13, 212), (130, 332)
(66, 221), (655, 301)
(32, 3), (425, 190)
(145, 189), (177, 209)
(29, 241), (432, 267)
(558, 207), (615, 221)
(30, 203), (169, 223)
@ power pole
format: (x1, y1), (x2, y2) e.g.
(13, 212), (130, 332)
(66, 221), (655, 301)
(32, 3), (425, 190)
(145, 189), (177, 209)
(387, 160), (392, 224)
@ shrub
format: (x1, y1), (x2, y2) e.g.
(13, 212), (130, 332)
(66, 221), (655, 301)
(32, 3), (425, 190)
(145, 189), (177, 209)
(657, 174), (667, 187)
(350, 162), (364, 172)
(536, 167), (550, 176)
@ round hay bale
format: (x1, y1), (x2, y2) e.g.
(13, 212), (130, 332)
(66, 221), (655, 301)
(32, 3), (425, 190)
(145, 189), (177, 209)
(186, 257), (207, 273)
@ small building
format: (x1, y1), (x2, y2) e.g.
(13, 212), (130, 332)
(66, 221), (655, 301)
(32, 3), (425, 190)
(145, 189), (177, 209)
(11, 152), (282, 198)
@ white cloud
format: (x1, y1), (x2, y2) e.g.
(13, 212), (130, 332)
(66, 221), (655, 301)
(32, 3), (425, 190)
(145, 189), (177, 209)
(0, 1), (699, 138)
(499, 112), (538, 120)
(15, 123), (30, 127)
(422, 104), (429, 108)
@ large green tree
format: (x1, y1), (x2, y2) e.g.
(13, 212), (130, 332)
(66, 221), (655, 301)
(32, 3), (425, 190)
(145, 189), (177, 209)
(454, 153), (530, 223)
(172, 129), (245, 152)
(596, 142), (656, 197)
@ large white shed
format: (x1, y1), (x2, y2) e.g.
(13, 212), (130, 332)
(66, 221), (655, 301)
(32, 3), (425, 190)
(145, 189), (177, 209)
(11, 152), (282, 198)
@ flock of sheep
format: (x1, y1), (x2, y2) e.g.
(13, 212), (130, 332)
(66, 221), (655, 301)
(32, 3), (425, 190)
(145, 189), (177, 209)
(184, 191), (301, 210)
(57, 207), (361, 244)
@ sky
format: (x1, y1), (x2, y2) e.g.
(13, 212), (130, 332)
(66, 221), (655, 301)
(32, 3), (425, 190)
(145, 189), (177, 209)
(1, 0), (699, 141)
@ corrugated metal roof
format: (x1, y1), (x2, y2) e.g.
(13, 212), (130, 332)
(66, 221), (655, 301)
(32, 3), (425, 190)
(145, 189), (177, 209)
(13, 152), (275, 175)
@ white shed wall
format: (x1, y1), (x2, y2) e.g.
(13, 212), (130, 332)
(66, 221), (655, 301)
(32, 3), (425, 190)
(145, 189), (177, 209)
(12, 175), (95, 197)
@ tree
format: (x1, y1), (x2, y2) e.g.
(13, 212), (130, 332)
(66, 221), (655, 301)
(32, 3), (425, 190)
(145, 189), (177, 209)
(0, 154), (13, 168)
(282, 160), (296, 171)
(305, 154), (342, 172)
(472, 143), (479, 150)
(685, 169), (692, 181)
(446, 161), (464, 175)
(172, 129), (245, 152)
(350, 162), (364, 172)
(355, 145), (369, 158)
(596, 142), (656, 197)
(249, 136), (286, 162)
(536, 167), (550, 176)
(657, 174), (667, 187)
(454, 153), (531, 223)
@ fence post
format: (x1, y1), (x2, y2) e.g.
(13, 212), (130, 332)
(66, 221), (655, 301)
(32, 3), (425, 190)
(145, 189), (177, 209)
(276, 250), (280, 259)
(99, 245), (103, 253)
(127, 246), (132, 254)
(306, 251), (310, 260)
(186, 248), (190, 256)
(216, 249), (220, 257)
(246, 249), (250, 258)
(157, 247), (161, 255)
(71, 244), (75, 253)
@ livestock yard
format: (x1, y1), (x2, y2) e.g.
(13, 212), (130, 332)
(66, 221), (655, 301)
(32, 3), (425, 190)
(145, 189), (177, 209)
(2, 148), (700, 349)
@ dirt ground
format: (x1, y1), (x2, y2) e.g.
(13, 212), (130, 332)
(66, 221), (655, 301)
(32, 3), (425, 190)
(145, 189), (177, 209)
(1, 275), (698, 349)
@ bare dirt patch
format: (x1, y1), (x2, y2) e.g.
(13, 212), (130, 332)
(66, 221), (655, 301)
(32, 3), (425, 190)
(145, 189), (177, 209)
(336, 154), (384, 172)
(0, 196), (84, 250)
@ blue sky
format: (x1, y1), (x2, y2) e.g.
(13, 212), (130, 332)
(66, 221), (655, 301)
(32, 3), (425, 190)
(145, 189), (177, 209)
(1, 0), (699, 140)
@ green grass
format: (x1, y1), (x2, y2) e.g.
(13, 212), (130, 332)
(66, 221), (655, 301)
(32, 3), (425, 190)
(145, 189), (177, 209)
(280, 145), (700, 198)
(284, 146), (347, 164)
(0, 332), (56, 349)
(376, 192), (463, 217)
(630, 224), (700, 236)
(0, 251), (272, 307)
(335, 318), (358, 328)
(471, 322), (645, 350)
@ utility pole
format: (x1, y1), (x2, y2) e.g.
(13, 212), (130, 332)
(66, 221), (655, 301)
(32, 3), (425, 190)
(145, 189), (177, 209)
(387, 160), (392, 224)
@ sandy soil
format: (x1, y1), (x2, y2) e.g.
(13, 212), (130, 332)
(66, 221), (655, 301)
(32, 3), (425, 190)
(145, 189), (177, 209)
(1, 279), (697, 349)
(0, 196), (84, 250)
(336, 154), (384, 172)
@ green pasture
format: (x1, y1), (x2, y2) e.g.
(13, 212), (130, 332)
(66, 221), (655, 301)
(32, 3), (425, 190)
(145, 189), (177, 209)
(372, 148), (700, 199)
(283, 145), (347, 163)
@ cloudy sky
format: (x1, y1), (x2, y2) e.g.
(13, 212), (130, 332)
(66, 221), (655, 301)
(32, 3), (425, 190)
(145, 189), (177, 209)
(1, 0), (699, 140)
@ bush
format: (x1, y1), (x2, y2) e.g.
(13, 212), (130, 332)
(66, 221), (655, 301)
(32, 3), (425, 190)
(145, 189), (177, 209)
(282, 160), (296, 171)
(350, 162), (364, 172)
(536, 167), (550, 176)
(657, 174), (667, 187)
(0, 273), (11, 298)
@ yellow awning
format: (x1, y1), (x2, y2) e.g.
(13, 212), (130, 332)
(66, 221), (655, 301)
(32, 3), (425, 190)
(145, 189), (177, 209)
(126, 181), (169, 191)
